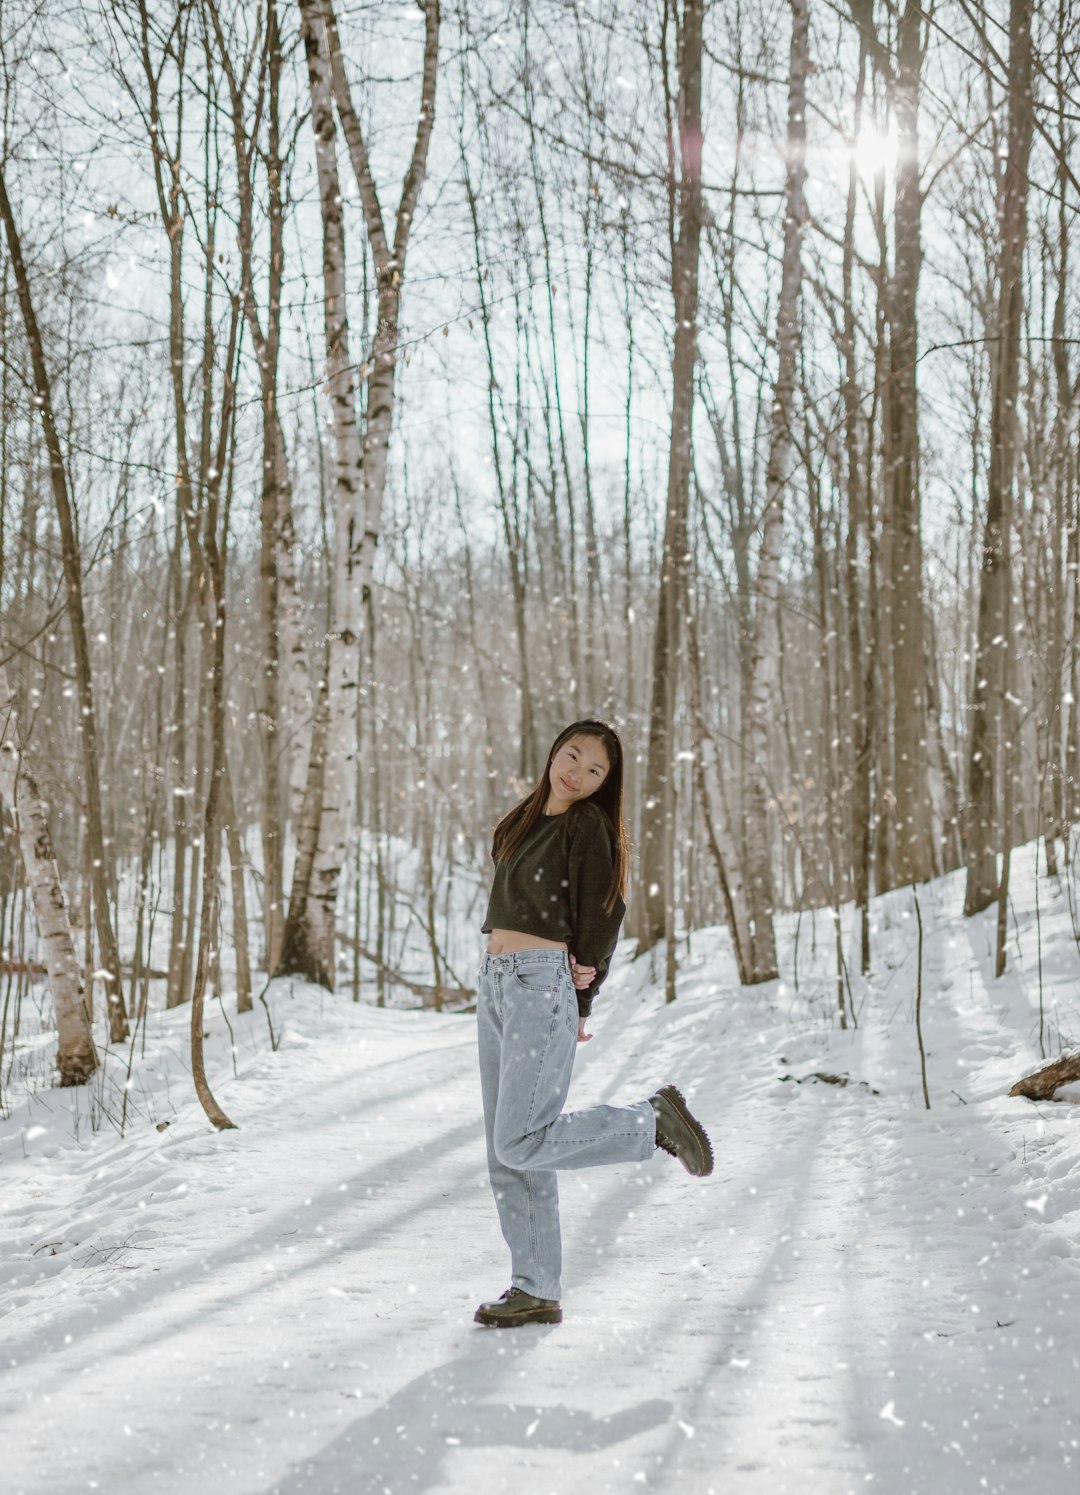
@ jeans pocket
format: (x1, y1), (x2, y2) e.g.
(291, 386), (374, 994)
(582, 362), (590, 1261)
(559, 968), (579, 1035)
(566, 995), (580, 1037)
(512, 965), (557, 994)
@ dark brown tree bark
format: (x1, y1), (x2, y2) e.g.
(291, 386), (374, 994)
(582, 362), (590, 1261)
(189, 299), (241, 1133)
(638, 0), (704, 983)
(964, 0), (1034, 917)
(221, 759), (252, 1014)
(887, 0), (933, 887)
(1009, 1051), (1080, 1102)
(208, 0), (307, 969)
(842, 41), (874, 974)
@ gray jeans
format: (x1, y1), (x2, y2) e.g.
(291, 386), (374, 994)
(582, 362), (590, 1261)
(476, 949), (656, 1300)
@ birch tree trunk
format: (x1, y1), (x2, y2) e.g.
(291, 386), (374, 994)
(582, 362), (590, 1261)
(278, 0), (440, 987)
(740, 0), (808, 983)
(277, 0), (364, 986)
(0, 164), (129, 1044)
(0, 667), (97, 1085)
(964, 0), (1034, 916)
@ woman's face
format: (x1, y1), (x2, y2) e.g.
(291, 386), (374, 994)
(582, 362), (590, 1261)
(545, 734), (611, 814)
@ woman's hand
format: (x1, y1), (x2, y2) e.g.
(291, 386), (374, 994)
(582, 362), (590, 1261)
(569, 955), (595, 991)
(569, 957), (595, 1041)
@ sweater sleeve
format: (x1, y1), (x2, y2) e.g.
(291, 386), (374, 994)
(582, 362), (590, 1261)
(567, 806), (626, 1017)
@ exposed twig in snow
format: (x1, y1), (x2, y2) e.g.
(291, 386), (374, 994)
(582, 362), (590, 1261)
(912, 883), (930, 1110)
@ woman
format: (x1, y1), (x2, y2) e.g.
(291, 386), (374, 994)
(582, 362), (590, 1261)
(475, 719), (713, 1329)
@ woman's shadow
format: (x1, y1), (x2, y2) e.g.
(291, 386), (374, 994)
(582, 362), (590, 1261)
(267, 1327), (671, 1493)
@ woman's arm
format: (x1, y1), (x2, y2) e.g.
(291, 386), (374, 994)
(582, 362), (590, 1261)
(567, 807), (626, 1023)
(569, 956), (596, 1043)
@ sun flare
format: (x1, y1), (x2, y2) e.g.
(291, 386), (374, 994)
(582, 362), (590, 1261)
(852, 124), (897, 181)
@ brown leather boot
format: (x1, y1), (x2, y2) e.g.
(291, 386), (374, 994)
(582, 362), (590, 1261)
(473, 1287), (563, 1327)
(650, 1084), (714, 1176)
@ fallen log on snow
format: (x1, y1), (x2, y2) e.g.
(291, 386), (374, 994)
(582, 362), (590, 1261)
(1009, 1052), (1080, 1101)
(0, 956), (47, 976)
(334, 929), (474, 1009)
(0, 958), (169, 980)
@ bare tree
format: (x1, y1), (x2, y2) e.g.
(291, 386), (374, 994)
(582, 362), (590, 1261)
(188, 297), (240, 1132)
(0, 665), (98, 1084)
(738, 0), (808, 982)
(638, 0), (705, 990)
(278, 0), (440, 987)
(0, 162), (129, 1044)
(885, 0), (933, 886)
(207, 0), (309, 967)
(964, 0), (1035, 921)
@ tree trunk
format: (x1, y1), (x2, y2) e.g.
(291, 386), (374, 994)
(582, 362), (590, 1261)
(740, 0), (808, 982)
(1009, 1051), (1080, 1102)
(687, 606), (753, 983)
(964, 0), (1034, 916)
(208, 0), (308, 964)
(279, 0), (440, 986)
(221, 759), (252, 1014)
(277, 0), (367, 985)
(887, 0), (933, 887)
(842, 41), (873, 973)
(638, 0), (704, 964)
(0, 163), (128, 1044)
(1046, 25), (1073, 858)
(0, 666), (97, 1085)
(189, 302), (240, 1133)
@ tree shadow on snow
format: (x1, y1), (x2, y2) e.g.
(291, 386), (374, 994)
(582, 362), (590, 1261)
(265, 1332), (671, 1494)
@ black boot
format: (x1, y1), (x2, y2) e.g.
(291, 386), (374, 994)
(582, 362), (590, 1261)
(474, 1287), (563, 1328)
(649, 1084), (714, 1177)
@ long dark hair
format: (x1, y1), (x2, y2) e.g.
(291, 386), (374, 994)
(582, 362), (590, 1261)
(492, 720), (629, 914)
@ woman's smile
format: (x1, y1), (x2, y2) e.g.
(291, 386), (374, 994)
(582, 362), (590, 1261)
(545, 735), (611, 814)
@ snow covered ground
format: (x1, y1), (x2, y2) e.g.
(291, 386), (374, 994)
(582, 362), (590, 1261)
(2, 843), (1080, 1494)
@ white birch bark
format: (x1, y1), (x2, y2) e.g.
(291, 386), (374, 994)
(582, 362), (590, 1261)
(322, 0), (440, 614)
(283, 0), (366, 986)
(279, 0), (439, 986)
(0, 161), (128, 1044)
(742, 0), (808, 982)
(0, 666), (97, 1086)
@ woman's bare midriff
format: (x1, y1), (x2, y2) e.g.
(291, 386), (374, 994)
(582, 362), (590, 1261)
(485, 929), (568, 955)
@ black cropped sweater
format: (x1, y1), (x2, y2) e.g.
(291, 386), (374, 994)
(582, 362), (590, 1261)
(481, 800), (626, 1016)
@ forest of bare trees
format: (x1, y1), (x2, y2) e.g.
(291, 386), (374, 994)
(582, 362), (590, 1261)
(0, 0), (1077, 1107)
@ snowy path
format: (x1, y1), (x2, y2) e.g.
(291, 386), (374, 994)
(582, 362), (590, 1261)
(3, 872), (1080, 1494)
